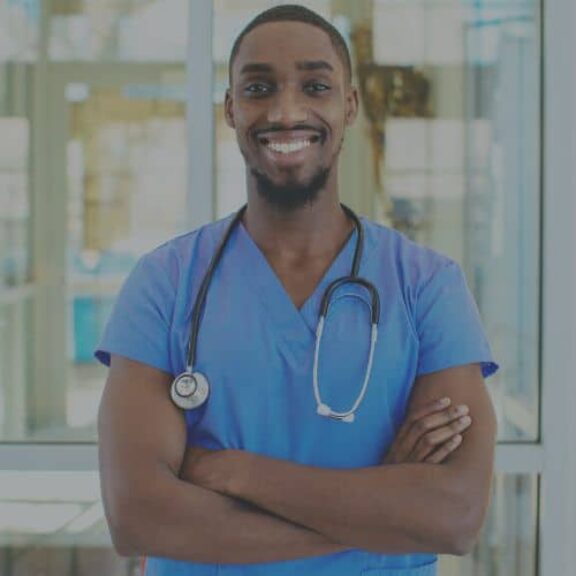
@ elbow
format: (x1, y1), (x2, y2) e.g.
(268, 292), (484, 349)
(444, 530), (479, 557)
(111, 536), (137, 558)
(109, 524), (139, 558)
(432, 469), (491, 556)
(438, 500), (485, 556)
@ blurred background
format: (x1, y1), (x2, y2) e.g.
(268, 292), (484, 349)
(0, 0), (574, 574)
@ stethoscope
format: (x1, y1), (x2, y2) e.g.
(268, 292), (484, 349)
(170, 204), (380, 423)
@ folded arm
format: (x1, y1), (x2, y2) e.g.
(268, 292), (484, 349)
(98, 356), (346, 564)
(186, 364), (496, 555)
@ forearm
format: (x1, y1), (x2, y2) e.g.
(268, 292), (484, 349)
(202, 453), (479, 555)
(112, 468), (347, 564)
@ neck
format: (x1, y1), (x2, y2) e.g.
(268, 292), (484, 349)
(243, 177), (353, 262)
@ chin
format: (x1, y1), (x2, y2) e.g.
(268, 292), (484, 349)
(251, 167), (330, 211)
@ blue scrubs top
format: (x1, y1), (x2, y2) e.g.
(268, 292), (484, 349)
(96, 214), (498, 576)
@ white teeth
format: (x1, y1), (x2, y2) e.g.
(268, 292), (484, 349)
(267, 140), (311, 154)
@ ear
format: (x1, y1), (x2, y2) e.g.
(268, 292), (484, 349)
(224, 89), (235, 129)
(345, 86), (359, 126)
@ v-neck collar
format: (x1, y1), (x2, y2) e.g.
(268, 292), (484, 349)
(232, 220), (359, 337)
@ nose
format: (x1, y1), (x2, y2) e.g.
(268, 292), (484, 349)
(267, 87), (308, 125)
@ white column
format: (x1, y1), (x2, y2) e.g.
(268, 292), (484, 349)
(187, 0), (214, 228)
(540, 0), (576, 573)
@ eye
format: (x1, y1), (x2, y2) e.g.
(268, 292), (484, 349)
(304, 81), (331, 94)
(244, 82), (274, 96)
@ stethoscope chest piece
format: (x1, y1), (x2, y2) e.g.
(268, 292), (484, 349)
(170, 371), (210, 410)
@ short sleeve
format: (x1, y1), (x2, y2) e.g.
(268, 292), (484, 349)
(415, 260), (498, 378)
(94, 252), (175, 374)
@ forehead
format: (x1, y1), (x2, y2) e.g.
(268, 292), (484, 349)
(232, 21), (344, 79)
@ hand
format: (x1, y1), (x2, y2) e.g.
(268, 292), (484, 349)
(384, 398), (472, 465)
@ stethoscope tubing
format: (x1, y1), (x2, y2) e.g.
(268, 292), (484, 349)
(175, 203), (381, 422)
(185, 206), (247, 371)
(185, 203), (366, 371)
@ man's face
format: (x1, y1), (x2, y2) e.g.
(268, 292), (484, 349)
(226, 21), (358, 208)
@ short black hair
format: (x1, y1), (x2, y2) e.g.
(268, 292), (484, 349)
(228, 4), (352, 85)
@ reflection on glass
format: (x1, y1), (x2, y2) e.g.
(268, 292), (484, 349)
(370, 0), (541, 442)
(391, 1), (539, 443)
(0, 1), (34, 288)
(0, 300), (30, 440)
(64, 82), (188, 440)
(0, 0), (39, 63)
(49, 0), (189, 62)
(0, 117), (30, 288)
(0, 0), (189, 441)
(440, 474), (538, 576)
(1, 1), (37, 444)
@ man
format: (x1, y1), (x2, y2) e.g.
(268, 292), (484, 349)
(96, 5), (498, 575)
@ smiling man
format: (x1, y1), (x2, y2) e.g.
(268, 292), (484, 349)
(96, 5), (498, 576)
(231, 21), (350, 214)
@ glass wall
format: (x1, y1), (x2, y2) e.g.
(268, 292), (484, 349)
(372, 0), (541, 443)
(63, 77), (188, 440)
(0, 0), (36, 441)
(1, 0), (189, 573)
(0, 0), (189, 443)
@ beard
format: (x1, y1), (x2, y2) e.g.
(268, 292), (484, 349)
(250, 166), (330, 212)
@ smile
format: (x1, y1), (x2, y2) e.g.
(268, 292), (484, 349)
(267, 139), (311, 154)
(256, 133), (322, 155)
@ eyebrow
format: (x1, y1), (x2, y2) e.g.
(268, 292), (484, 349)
(296, 60), (334, 73)
(239, 60), (335, 76)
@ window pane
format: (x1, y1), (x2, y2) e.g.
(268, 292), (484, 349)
(370, 0), (541, 441)
(0, 116), (30, 289)
(65, 80), (188, 440)
(0, 3), (190, 442)
(0, 1), (40, 63)
(0, 2), (36, 440)
(0, 14), (34, 289)
(0, 299), (31, 439)
(49, 0), (189, 62)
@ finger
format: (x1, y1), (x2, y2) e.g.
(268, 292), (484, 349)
(408, 404), (469, 438)
(395, 397), (452, 445)
(409, 415), (472, 462)
(399, 403), (469, 458)
(185, 446), (212, 464)
(425, 434), (463, 464)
